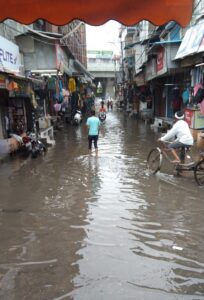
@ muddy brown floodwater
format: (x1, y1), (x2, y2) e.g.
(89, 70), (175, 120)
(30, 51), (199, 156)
(0, 110), (204, 300)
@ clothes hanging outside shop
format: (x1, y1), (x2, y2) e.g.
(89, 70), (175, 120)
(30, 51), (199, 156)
(199, 99), (204, 114)
(193, 83), (203, 97)
(68, 77), (76, 93)
(7, 81), (19, 91)
(182, 89), (190, 105)
(54, 103), (61, 113)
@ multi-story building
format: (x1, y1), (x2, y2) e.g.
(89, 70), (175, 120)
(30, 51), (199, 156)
(59, 21), (87, 68)
(118, 0), (204, 139)
(0, 21), (32, 140)
(0, 19), (90, 145)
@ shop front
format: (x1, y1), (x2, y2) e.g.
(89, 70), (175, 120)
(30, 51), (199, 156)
(7, 77), (34, 134)
(0, 77), (32, 138)
(183, 66), (204, 140)
(0, 36), (22, 139)
(0, 74), (9, 139)
(175, 23), (204, 144)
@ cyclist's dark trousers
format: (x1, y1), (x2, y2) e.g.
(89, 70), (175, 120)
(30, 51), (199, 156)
(88, 135), (98, 150)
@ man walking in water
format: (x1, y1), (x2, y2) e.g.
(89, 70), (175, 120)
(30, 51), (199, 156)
(86, 109), (101, 155)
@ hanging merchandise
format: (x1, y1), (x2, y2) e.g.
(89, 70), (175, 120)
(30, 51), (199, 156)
(194, 84), (204, 104)
(182, 89), (190, 105)
(54, 102), (61, 112)
(193, 83), (203, 97)
(68, 77), (76, 93)
(7, 80), (19, 91)
(199, 99), (204, 114)
(31, 91), (38, 109)
(191, 68), (203, 87)
(8, 98), (26, 135)
(47, 77), (56, 91)
(61, 99), (68, 112)
(55, 77), (59, 100)
(62, 88), (69, 97)
(58, 78), (63, 102)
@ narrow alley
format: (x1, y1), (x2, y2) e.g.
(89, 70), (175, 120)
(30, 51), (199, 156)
(0, 111), (204, 300)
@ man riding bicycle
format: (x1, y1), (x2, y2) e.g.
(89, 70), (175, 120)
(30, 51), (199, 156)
(158, 111), (194, 163)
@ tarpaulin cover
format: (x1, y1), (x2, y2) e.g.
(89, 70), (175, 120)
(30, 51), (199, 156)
(0, 0), (193, 27)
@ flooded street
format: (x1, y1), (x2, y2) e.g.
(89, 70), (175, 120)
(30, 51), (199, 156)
(0, 110), (204, 300)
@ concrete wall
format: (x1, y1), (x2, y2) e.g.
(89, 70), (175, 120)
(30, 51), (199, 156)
(87, 61), (119, 72)
(91, 71), (115, 78)
(0, 20), (30, 43)
(16, 36), (56, 71)
(105, 78), (115, 99)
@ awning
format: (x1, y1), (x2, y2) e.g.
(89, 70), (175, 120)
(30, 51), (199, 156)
(151, 40), (181, 45)
(0, 0), (193, 27)
(124, 42), (140, 50)
(175, 21), (204, 60)
(148, 40), (181, 51)
(74, 59), (94, 80)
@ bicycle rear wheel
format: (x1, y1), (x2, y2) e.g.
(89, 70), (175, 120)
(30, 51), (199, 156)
(147, 148), (162, 174)
(194, 159), (204, 186)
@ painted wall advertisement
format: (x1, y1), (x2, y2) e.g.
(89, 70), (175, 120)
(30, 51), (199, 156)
(0, 36), (21, 73)
(156, 47), (166, 75)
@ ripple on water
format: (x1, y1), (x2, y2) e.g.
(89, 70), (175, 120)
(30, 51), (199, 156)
(1, 113), (204, 299)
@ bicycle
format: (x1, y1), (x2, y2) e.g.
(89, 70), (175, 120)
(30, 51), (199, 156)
(147, 141), (204, 185)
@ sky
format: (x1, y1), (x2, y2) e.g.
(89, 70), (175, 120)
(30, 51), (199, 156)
(86, 20), (121, 55)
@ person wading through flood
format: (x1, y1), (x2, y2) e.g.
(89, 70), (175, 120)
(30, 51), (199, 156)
(98, 100), (107, 123)
(86, 109), (101, 155)
(99, 100), (106, 112)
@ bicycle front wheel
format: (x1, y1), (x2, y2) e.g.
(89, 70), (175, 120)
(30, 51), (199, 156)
(147, 148), (162, 174)
(194, 159), (204, 186)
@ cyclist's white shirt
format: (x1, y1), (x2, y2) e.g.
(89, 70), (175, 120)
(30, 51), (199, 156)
(160, 120), (194, 145)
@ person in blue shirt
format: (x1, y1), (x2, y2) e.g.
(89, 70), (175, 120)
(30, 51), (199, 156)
(86, 109), (101, 155)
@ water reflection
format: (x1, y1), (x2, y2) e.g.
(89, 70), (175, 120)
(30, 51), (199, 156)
(0, 111), (204, 300)
(68, 112), (204, 300)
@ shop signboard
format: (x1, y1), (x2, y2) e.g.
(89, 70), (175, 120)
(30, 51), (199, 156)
(87, 50), (113, 59)
(185, 108), (204, 129)
(156, 47), (167, 75)
(55, 44), (69, 74)
(0, 36), (21, 73)
(185, 108), (194, 127)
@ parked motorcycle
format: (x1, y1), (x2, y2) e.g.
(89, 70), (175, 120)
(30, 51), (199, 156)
(21, 135), (32, 158)
(27, 132), (47, 158)
(72, 110), (82, 125)
(11, 132), (47, 158)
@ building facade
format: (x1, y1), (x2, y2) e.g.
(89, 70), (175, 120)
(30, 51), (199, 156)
(118, 0), (204, 135)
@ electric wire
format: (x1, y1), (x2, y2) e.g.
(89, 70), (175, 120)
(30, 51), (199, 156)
(1, 4), (204, 71)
